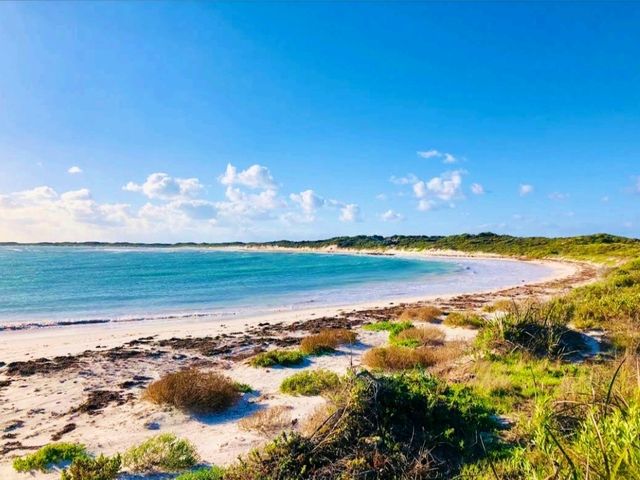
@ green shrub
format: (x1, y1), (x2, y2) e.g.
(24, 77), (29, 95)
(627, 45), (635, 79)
(443, 311), (485, 328)
(280, 369), (341, 396)
(12, 443), (88, 472)
(363, 320), (413, 338)
(122, 433), (199, 473)
(60, 454), (121, 480)
(391, 326), (445, 348)
(175, 466), (225, 480)
(249, 349), (306, 367)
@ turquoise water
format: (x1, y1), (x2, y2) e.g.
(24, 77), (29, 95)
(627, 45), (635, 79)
(0, 247), (462, 327)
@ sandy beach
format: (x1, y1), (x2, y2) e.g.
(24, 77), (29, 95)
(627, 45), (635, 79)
(0, 250), (598, 479)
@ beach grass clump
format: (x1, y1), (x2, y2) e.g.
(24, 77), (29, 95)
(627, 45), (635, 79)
(363, 320), (413, 340)
(362, 345), (436, 371)
(12, 443), (88, 473)
(249, 349), (306, 367)
(299, 329), (357, 355)
(224, 371), (498, 479)
(143, 369), (242, 413)
(123, 433), (198, 473)
(174, 466), (225, 480)
(398, 305), (443, 322)
(60, 454), (121, 480)
(238, 405), (293, 435)
(482, 298), (515, 313)
(280, 369), (341, 396)
(443, 311), (485, 329)
(391, 326), (445, 348)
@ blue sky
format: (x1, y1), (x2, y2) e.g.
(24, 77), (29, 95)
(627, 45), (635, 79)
(0, 2), (639, 242)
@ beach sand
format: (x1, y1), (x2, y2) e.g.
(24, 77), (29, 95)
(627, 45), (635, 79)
(0, 250), (598, 479)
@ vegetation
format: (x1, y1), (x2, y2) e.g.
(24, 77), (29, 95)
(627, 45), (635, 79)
(392, 325), (445, 347)
(12, 443), (88, 473)
(238, 405), (293, 435)
(443, 311), (485, 328)
(249, 349), (306, 367)
(299, 328), (357, 355)
(363, 319), (413, 338)
(398, 305), (442, 322)
(60, 454), (121, 480)
(362, 345), (436, 371)
(225, 371), (498, 479)
(143, 369), (242, 413)
(280, 369), (341, 396)
(122, 433), (199, 473)
(174, 466), (225, 480)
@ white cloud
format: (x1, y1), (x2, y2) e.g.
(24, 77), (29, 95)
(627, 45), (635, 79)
(418, 199), (436, 211)
(68, 166), (82, 175)
(215, 186), (283, 220)
(375, 193), (388, 201)
(219, 163), (276, 189)
(289, 190), (325, 216)
(519, 184), (534, 196)
(339, 203), (361, 223)
(470, 183), (485, 195)
(548, 192), (569, 201)
(416, 150), (458, 164)
(390, 174), (419, 185)
(124, 173), (203, 200)
(380, 209), (404, 222)
(414, 170), (463, 201)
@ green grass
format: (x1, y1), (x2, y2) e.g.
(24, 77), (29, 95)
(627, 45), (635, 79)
(249, 349), (306, 367)
(174, 466), (225, 480)
(363, 320), (413, 338)
(233, 382), (254, 393)
(60, 454), (121, 480)
(280, 369), (341, 396)
(122, 433), (199, 473)
(443, 311), (485, 328)
(12, 443), (88, 472)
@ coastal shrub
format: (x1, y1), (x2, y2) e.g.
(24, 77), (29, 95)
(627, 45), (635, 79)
(299, 328), (357, 355)
(398, 305), (443, 322)
(362, 320), (413, 340)
(12, 443), (88, 472)
(482, 298), (515, 313)
(143, 369), (241, 413)
(238, 405), (293, 435)
(174, 466), (225, 480)
(60, 454), (121, 480)
(443, 311), (485, 328)
(362, 345), (436, 371)
(280, 369), (341, 396)
(391, 326), (445, 348)
(249, 349), (306, 367)
(224, 371), (498, 479)
(122, 433), (198, 473)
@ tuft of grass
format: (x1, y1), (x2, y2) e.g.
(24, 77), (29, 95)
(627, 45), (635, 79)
(398, 305), (443, 322)
(174, 466), (225, 480)
(238, 405), (293, 435)
(363, 320), (413, 338)
(361, 345), (436, 371)
(12, 443), (88, 473)
(280, 369), (341, 396)
(443, 311), (485, 328)
(391, 326), (445, 348)
(143, 369), (242, 413)
(60, 454), (121, 480)
(122, 433), (199, 473)
(482, 298), (515, 313)
(299, 329), (357, 355)
(249, 349), (306, 367)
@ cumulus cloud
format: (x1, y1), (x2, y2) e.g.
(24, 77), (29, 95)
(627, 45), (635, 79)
(413, 170), (463, 201)
(519, 184), (534, 196)
(380, 209), (404, 222)
(68, 166), (82, 175)
(219, 163), (276, 189)
(215, 186), (283, 220)
(416, 150), (458, 164)
(124, 173), (203, 200)
(339, 203), (361, 222)
(470, 183), (485, 195)
(289, 190), (325, 216)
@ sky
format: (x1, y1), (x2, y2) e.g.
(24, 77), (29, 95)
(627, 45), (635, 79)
(0, 1), (639, 243)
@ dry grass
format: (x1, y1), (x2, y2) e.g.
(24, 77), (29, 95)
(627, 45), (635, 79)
(393, 326), (445, 347)
(238, 405), (293, 435)
(398, 305), (443, 322)
(300, 403), (338, 436)
(443, 311), (485, 328)
(483, 299), (515, 313)
(362, 345), (437, 371)
(300, 329), (357, 355)
(143, 369), (241, 413)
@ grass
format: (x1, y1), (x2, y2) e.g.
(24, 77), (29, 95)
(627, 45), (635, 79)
(238, 405), (293, 435)
(249, 349), (306, 367)
(122, 433), (199, 473)
(299, 328), (357, 355)
(363, 320), (413, 339)
(60, 454), (121, 480)
(443, 311), (485, 328)
(143, 369), (242, 413)
(280, 369), (341, 396)
(361, 345), (436, 371)
(13, 443), (88, 472)
(391, 326), (445, 348)
(398, 305), (443, 322)
(174, 467), (225, 480)
(482, 298), (515, 313)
